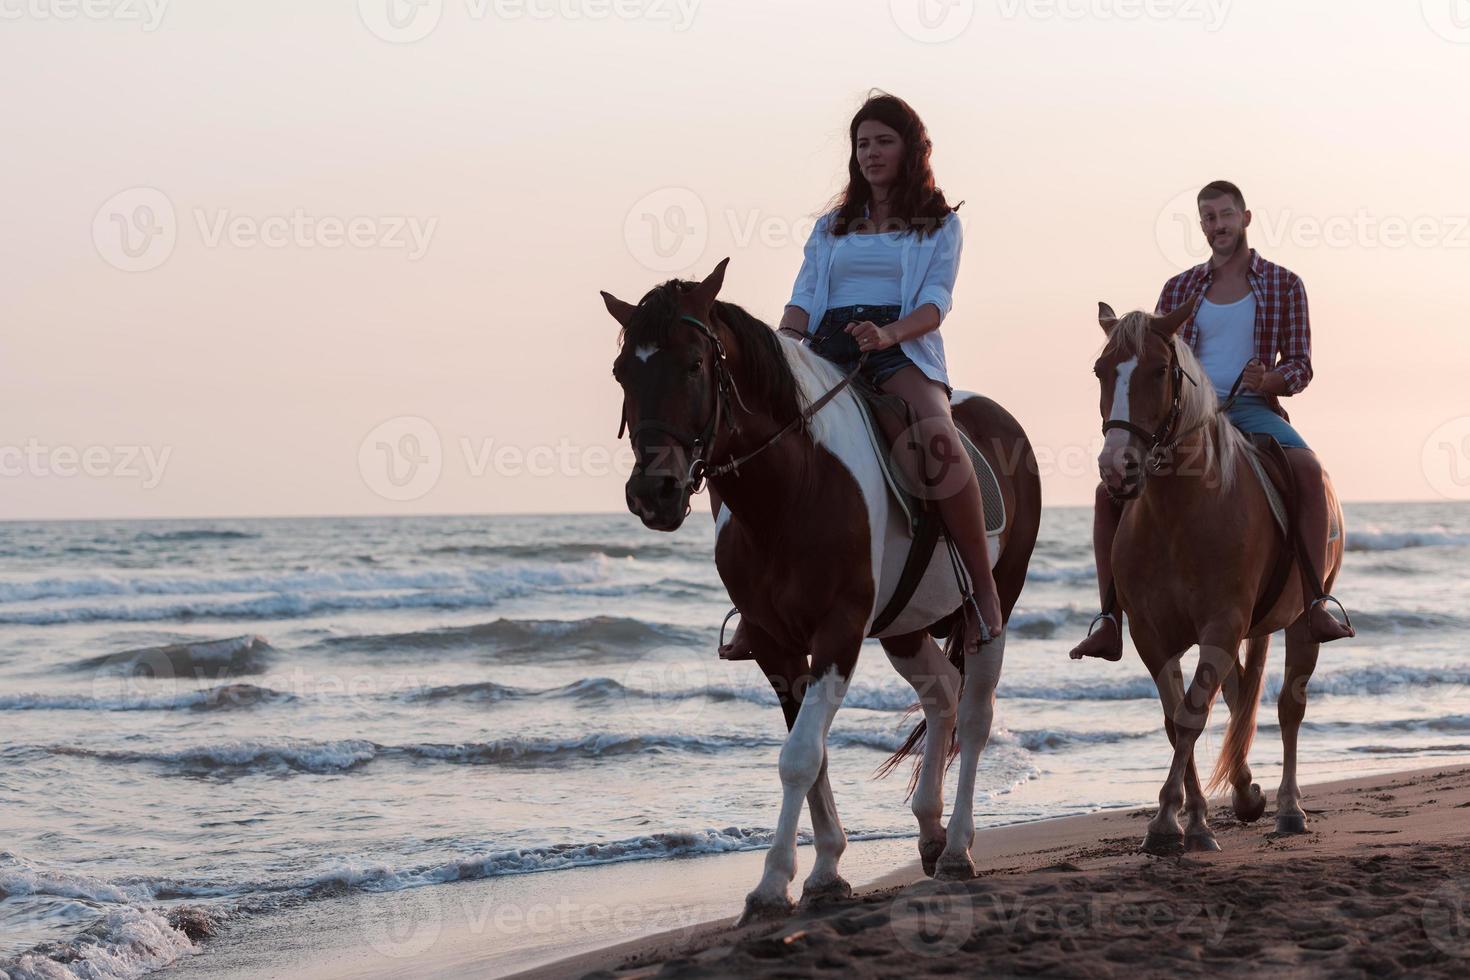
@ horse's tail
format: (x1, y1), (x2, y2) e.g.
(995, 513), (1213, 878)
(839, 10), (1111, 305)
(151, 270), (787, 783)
(1207, 634), (1270, 795)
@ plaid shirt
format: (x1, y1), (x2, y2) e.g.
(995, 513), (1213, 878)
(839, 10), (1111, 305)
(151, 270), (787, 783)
(1156, 249), (1313, 420)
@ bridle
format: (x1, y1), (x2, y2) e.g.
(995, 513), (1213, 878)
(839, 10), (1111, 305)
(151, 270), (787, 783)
(617, 311), (864, 508)
(1100, 340), (1198, 472)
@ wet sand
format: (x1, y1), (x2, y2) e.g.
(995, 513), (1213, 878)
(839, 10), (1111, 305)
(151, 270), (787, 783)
(517, 764), (1470, 979)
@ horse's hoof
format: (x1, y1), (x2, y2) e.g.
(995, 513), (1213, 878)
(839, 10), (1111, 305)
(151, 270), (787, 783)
(1274, 812), (1308, 836)
(799, 877), (852, 907)
(933, 853), (976, 881)
(737, 893), (794, 927)
(1184, 830), (1221, 853)
(1140, 831), (1185, 856)
(919, 838), (947, 878)
(1233, 784), (1268, 823)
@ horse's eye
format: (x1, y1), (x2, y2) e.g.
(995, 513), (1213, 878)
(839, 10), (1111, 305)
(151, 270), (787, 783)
(688, 359), (702, 375)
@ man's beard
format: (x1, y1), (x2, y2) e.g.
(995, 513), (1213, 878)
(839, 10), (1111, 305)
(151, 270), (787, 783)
(1210, 228), (1248, 260)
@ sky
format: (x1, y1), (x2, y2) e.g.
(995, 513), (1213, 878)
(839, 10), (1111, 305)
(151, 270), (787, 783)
(2, 0), (1468, 519)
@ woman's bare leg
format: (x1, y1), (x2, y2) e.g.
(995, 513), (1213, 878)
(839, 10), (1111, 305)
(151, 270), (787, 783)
(879, 366), (1001, 644)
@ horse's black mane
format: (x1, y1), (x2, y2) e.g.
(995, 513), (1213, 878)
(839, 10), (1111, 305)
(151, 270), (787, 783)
(618, 280), (804, 421)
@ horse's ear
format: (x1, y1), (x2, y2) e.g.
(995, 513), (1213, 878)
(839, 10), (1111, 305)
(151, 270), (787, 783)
(1152, 294), (1196, 337)
(688, 257), (730, 311)
(1098, 301), (1118, 334)
(600, 290), (637, 328)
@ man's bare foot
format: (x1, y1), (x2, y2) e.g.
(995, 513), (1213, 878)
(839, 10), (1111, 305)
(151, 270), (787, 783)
(1307, 597), (1355, 643)
(718, 618), (757, 660)
(1068, 614), (1123, 662)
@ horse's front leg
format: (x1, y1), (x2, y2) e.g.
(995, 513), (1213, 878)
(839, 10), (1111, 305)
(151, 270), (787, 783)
(741, 627), (862, 924)
(1142, 630), (1240, 855)
(934, 628), (1005, 880)
(749, 627), (850, 906)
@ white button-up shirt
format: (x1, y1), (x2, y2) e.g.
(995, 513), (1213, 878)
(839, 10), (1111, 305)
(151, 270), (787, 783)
(786, 209), (965, 389)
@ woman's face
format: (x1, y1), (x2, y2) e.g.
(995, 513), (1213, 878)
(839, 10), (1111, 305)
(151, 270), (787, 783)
(854, 120), (904, 193)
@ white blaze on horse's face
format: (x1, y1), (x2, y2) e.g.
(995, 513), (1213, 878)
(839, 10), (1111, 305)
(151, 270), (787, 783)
(634, 344), (659, 363)
(1100, 356), (1138, 486)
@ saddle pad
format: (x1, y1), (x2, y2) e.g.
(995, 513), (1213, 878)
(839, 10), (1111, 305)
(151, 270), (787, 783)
(1242, 447), (1339, 542)
(853, 395), (1006, 538)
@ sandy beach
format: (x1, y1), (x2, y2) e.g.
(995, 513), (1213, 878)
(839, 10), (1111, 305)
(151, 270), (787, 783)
(514, 764), (1470, 979)
(149, 763), (1470, 979)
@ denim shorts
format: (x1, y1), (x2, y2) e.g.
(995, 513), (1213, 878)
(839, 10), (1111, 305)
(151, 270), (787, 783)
(808, 304), (917, 389)
(1225, 395), (1309, 450)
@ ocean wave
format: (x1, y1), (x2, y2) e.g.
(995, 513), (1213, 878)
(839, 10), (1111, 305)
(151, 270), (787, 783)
(0, 683), (293, 713)
(425, 542), (682, 562)
(71, 635), (274, 679)
(1348, 743), (1470, 755)
(1265, 665), (1470, 699)
(315, 615), (699, 659)
(0, 907), (200, 980)
(1345, 529), (1470, 552)
(138, 529), (258, 543)
(44, 732), (782, 776)
(1001, 727), (1156, 753)
(287, 826), (914, 894)
(0, 561), (610, 622)
(398, 681), (523, 703)
(53, 739), (381, 775)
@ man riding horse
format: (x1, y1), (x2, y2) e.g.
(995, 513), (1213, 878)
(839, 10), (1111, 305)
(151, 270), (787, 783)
(1071, 179), (1355, 663)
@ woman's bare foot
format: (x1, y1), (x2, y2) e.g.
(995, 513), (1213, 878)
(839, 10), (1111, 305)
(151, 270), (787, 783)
(718, 618), (757, 660)
(1068, 615), (1122, 662)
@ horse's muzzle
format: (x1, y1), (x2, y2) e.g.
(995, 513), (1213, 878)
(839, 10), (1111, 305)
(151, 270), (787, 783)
(626, 474), (689, 531)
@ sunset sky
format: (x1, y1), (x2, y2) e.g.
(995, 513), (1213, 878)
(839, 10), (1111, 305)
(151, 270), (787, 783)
(3, 0), (1468, 519)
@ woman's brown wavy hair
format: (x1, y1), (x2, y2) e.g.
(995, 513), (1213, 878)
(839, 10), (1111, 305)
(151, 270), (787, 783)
(825, 90), (961, 239)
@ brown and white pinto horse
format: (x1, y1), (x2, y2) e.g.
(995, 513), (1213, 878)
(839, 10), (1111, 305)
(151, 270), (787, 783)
(602, 260), (1040, 921)
(1092, 301), (1346, 853)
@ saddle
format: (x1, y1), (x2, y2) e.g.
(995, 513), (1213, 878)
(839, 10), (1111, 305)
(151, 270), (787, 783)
(847, 375), (1006, 637)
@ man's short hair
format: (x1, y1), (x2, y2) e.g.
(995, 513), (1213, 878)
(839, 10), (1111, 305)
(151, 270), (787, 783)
(1197, 180), (1246, 211)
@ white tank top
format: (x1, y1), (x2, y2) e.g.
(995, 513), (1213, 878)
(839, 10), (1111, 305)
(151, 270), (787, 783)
(1193, 293), (1258, 399)
(825, 231), (905, 308)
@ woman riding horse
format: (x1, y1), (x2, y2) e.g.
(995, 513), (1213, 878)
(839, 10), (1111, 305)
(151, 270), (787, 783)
(717, 91), (1002, 660)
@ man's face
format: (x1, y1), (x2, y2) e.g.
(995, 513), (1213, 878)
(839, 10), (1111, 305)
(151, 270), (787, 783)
(1198, 193), (1251, 260)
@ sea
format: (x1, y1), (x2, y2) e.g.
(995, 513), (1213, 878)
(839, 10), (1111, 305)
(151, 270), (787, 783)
(2, 502), (1468, 978)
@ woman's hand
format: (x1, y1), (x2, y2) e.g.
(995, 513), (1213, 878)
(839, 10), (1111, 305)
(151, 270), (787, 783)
(844, 320), (897, 353)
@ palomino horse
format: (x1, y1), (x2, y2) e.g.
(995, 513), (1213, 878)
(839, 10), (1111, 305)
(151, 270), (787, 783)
(602, 259), (1041, 920)
(1091, 300), (1346, 853)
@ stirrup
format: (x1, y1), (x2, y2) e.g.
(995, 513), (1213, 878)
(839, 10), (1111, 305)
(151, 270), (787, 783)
(1308, 594), (1355, 638)
(961, 593), (995, 649)
(718, 606), (755, 661)
(1085, 611), (1119, 637)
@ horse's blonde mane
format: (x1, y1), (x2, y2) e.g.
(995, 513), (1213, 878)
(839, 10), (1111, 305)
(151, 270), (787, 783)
(1108, 311), (1254, 494)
